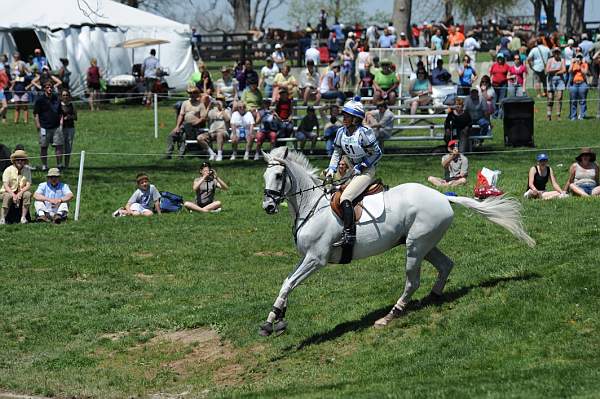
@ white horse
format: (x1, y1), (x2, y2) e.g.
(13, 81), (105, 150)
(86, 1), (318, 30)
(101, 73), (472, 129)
(259, 147), (535, 336)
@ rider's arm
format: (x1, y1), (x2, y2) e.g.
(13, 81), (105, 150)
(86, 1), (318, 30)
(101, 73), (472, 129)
(359, 127), (383, 168)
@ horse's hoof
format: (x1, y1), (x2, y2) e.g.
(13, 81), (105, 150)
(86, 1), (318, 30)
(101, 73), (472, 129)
(374, 308), (404, 329)
(258, 320), (287, 337)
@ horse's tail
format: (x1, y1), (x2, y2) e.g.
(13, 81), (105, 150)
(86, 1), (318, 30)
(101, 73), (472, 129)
(447, 195), (536, 247)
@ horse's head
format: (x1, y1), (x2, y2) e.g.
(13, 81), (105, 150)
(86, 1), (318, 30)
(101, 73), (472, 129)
(262, 147), (291, 214)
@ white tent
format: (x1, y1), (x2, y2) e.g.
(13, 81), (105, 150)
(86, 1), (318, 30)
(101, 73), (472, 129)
(0, 0), (195, 95)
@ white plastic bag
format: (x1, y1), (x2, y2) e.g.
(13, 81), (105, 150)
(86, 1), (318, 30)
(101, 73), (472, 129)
(480, 167), (501, 186)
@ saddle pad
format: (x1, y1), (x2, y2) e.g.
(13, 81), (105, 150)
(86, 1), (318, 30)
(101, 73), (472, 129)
(358, 192), (385, 223)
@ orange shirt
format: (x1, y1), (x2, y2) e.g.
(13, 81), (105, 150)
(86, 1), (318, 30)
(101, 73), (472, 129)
(570, 61), (588, 84)
(448, 31), (465, 46)
(396, 39), (410, 48)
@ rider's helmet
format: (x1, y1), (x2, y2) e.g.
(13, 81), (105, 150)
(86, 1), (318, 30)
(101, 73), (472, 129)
(341, 96), (365, 120)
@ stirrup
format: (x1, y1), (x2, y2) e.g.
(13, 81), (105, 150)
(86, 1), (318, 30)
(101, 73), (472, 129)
(333, 230), (356, 247)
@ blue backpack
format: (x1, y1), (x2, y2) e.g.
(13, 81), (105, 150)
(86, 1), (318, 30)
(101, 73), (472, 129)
(159, 191), (183, 213)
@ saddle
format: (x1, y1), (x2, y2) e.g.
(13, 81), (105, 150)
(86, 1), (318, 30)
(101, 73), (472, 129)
(330, 180), (385, 222)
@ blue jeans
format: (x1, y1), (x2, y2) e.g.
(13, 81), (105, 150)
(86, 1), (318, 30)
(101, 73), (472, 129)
(264, 84), (273, 99)
(321, 90), (345, 103)
(493, 84), (507, 118)
(476, 118), (491, 135)
(507, 82), (524, 97)
(569, 82), (588, 119)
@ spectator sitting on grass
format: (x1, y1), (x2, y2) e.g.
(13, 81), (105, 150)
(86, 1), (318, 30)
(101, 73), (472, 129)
(524, 153), (566, 200)
(33, 167), (73, 223)
(564, 147), (599, 197)
(0, 149), (32, 225)
(184, 161), (228, 213)
(427, 140), (468, 187)
(295, 106), (319, 154)
(113, 173), (161, 217)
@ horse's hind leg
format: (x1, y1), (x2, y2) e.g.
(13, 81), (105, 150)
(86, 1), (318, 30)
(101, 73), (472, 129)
(425, 247), (454, 297)
(375, 239), (429, 328)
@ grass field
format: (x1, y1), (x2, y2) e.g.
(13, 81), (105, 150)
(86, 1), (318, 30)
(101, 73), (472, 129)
(1, 93), (600, 398)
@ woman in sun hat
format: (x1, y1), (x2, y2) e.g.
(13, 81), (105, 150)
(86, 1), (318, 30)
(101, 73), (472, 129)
(564, 147), (600, 197)
(524, 153), (566, 199)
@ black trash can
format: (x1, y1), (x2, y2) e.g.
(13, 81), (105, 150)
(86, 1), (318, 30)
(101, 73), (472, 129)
(503, 96), (535, 147)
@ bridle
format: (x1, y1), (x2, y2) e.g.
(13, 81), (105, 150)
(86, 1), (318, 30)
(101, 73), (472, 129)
(263, 162), (290, 206)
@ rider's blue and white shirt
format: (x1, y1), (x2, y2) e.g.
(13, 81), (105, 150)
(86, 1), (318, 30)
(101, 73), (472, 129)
(328, 125), (382, 171)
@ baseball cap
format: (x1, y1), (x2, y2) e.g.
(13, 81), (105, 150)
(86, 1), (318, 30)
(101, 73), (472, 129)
(448, 140), (459, 148)
(275, 43), (282, 49)
(536, 153), (549, 162)
(496, 53), (505, 59)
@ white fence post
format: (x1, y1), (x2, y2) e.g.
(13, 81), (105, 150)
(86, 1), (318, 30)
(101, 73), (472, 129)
(154, 93), (158, 139)
(74, 150), (85, 221)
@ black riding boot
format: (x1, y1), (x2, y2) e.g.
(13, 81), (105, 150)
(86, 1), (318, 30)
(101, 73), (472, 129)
(333, 200), (356, 247)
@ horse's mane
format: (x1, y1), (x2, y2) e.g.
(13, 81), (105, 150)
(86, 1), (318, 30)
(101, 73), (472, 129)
(270, 147), (320, 181)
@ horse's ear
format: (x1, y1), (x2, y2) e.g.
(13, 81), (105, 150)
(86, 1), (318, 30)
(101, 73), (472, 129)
(283, 147), (289, 159)
(262, 150), (271, 162)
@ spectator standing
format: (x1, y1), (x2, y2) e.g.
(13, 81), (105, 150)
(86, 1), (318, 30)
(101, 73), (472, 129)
(33, 168), (73, 223)
(365, 102), (394, 149)
(507, 54), (527, 97)
(372, 59), (399, 105)
(215, 66), (238, 107)
(230, 102), (256, 160)
(0, 62), (7, 124)
(564, 148), (599, 197)
(328, 32), (340, 60)
(0, 149), (31, 224)
(427, 140), (468, 187)
(295, 105), (319, 154)
(142, 49), (160, 107)
(545, 48), (567, 120)
(358, 61), (375, 97)
(527, 38), (550, 98)
(489, 53), (509, 118)
(464, 88), (491, 136)
(447, 26), (465, 68)
(563, 39), (575, 71)
(30, 66), (62, 93)
(305, 42), (320, 66)
(318, 9), (328, 37)
(299, 60), (321, 105)
(594, 49), (600, 119)
(60, 89), (77, 168)
(57, 58), (71, 91)
(356, 43), (371, 79)
(568, 54), (589, 120)
(458, 55), (477, 95)
(523, 153), (566, 200)
(271, 44), (286, 70)
(444, 98), (472, 153)
(259, 57), (279, 100)
(478, 75), (496, 115)
(396, 32), (410, 48)
(10, 52), (30, 124)
(579, 33), (593, 62)
(34, 82), (63, 171)
(378, 28), (394, 48)
(332, 19), (344, 40)
(113, 173), (161, 217)
(183, 162), (228, 213)
(86, 58), (101, 111)
(32, 48), (47, 72)
(366, 24), (378, 49)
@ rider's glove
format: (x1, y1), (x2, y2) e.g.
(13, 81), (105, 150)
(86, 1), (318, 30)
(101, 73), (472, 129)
(325, 168), (335, 178)
(353, 163), (366, 175)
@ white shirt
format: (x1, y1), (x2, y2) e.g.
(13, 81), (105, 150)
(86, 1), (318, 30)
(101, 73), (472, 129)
(299, 68), (320, 89)
(356, 51), (370, 71)
(463, 37), (480, 52)
(230, 110), (254, 128)
(305, 47), (320, 66)
(319, 70), (338, 93)
(142, 56), (160, 78)
(260, 64), (279, 86)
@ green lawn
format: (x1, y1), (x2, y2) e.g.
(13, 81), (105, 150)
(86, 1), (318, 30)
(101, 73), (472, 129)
(0, 93), (599, 398)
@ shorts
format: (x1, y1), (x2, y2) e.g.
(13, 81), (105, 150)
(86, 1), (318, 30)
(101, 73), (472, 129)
(88, 82), (100, 91)
(145, 77), (157, 91)
(256, 131), (277, 145)
(548, 75), (565, 91)
(523, 189), (545, 198)
(0, 90), (5, 101)
(576, 182), (597, 195)
(295, 130), (317, 141)
(39, 127), (64, 147)
(533, 70), (546, 84)
(12, 92), (29, 102)
(130, 202), (151, 213)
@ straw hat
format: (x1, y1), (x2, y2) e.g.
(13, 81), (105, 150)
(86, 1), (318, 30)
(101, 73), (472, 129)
(10, 149), (28, 163)
(47, 168), (61, 177)
(576, 147), (596, 163)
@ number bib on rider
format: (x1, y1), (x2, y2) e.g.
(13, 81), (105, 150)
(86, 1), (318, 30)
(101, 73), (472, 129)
(340, 129), (368, 163)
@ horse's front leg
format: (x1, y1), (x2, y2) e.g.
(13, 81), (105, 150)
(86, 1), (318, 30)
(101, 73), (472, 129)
(259, 254), (325, 336)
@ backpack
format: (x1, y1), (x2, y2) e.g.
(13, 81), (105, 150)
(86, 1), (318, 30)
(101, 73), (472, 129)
(159, 191), (183, 212)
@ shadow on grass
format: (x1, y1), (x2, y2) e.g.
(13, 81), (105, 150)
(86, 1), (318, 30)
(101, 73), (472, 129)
(285, 272), (541, 353)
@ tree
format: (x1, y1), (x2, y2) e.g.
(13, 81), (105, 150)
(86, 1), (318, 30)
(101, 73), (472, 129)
(453, 0), (519, 20)
(288, 0), (363, 27)
(530, 0), (557, 32)
(560, 0), (586, 35)
(392, 0), (412, 41)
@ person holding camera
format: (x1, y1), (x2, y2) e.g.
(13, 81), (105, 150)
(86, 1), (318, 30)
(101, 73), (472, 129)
(183, 162), (228, 213)
(568, 53), (589, 120)
(427, 139), (468, 188)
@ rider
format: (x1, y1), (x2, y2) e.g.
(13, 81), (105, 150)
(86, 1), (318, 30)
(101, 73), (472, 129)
(325, 97), (383, 246)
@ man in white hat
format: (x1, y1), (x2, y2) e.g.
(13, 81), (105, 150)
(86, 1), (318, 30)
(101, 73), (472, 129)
(271, 44), (286, 70)
(0, 149), (32, 224)
(33, 167), (73, 223)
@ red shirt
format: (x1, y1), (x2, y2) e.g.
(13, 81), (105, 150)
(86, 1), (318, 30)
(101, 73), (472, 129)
(396, 39), (410, 48)
(276, 98), (292, 120)
(490, 62), (510, 85)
